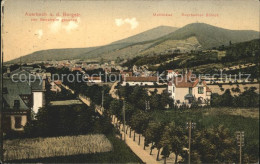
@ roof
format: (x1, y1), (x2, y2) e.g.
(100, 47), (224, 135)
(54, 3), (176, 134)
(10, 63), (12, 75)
(49, 100), (83, 106)
(121, 71), (133, 75)
(6, 68), (45, 91)
(54, 80), (62, 85)
(3, 78), (31, 110)
(125, 76), (158, 82)
(169, 74), (208, 88)
(29, 79), (45, 91)
(89, 76), (101, 80)
(3, 78), (31, 95)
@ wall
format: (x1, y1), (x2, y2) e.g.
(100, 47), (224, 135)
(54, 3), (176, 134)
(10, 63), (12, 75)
(175, 88), (189, 103)
(122, 82), (155, 86)
(10, 115), (27, 131)
(33, 91), (43, 114)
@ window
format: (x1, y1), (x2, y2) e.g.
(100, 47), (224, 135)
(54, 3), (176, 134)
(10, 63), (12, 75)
(198, 87), (204, 94)
(14, 100), (20, 109)
(189, 87), (192, 94)
(3, 87), (8, 94)
(15, 116), (22, 129)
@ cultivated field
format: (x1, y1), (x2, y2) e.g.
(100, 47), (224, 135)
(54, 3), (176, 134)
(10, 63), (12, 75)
(4, 134), (113, 161)
(208, 83), (259, 95)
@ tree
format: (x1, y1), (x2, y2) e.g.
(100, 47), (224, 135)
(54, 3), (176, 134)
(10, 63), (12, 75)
(130, 111), (151, 145)
(109, 99), (123, 121)
(159, 122), (187, 163)
(129, 86), (148, 110)
(233, 87), (259, 107)
(182, 125), (237, 163)
(144, 121), (160, 154)
(159, 123), (172, 164)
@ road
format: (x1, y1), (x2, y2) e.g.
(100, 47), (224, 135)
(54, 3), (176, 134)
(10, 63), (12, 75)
(109, 81), (119, 99)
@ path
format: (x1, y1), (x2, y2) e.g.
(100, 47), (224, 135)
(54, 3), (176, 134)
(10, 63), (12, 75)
(61, 82), (178, 163)
(109, 81), (119, 99)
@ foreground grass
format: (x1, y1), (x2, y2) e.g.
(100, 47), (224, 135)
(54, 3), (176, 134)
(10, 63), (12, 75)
(151, 107), (259, 161)
(4, 134), (113, 161)
(5, 135), (143, 163)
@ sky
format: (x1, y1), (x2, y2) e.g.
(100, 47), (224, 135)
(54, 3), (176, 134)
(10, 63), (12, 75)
(2, 0), (260, 62)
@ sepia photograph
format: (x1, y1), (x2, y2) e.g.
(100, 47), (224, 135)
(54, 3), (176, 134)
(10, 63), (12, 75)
(0, 0), (259, 163)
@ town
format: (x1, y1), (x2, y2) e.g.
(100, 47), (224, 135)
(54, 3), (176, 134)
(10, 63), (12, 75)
(1, 0), (259, 163)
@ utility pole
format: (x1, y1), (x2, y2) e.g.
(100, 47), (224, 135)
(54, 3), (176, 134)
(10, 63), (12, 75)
(235, 131), (244, 164)
(186, 121), (196, 164)
(188, 121), (191, 164)
(145, 100), (150, 112)
(1, 9), (4, 161)
(123, 100), (126, 142)
(101, 90), (104, 113)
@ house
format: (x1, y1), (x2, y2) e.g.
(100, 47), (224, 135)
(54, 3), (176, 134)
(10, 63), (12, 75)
(71, 67), (82, 72)
(120, 71), (133, 79)
(2, 78), (32, 132)
(50, 80), (62, 93)
(168, 71), (211, 106)
(122, 76), (158, 86)
(167, 70), (179, 80)
(4, 67), (46, 114)
(88, 76), (102, 83)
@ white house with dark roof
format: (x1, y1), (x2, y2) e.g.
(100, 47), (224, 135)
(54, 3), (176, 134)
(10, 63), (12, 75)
(168, 71), (211, 106)
(122, 76), (158, 86)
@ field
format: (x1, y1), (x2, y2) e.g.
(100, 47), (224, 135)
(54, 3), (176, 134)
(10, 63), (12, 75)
(4, 134), (113, 161)
(4, 135), (142, 163)
(208, 83), (259, 95)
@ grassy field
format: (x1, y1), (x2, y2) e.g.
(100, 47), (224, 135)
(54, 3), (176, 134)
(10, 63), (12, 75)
(4, 134), (113, 161)
(4, 135), (143, 163)
(151, 107), (259, 160)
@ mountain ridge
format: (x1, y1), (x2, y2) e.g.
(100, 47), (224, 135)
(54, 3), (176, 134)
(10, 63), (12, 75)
(6, 23), (260, 63)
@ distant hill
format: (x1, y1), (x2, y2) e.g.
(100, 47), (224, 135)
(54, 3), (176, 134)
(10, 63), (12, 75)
(6, 23), (259, 63)
(6, 26), (178, 63)
(100, 23), (259, 58)
(7, 47), (97, 64)
(152, 23), (259, 49)
(111, 26), (178, 44)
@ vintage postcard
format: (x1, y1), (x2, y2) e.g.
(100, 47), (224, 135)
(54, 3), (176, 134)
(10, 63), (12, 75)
(0, 0), (259, 163)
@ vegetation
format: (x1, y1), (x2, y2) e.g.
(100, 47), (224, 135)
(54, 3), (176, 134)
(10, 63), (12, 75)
(5, 134), (142, 163)
(105, 84), (259, 163)
(211, 87), (259, 108)
(149, 109), (259, 163)
(123, 39), (259, 76)
(4, 134), (113, 161)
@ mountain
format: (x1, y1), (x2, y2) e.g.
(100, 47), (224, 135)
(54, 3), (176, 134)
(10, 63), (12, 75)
(6, 26), (178, 63)
(94, 23), (260, 58)
(7, 47), (97, 64)
(6, 23), (259, 63)
(111, 26), (178, 44)
(152, 23), (259, 49)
